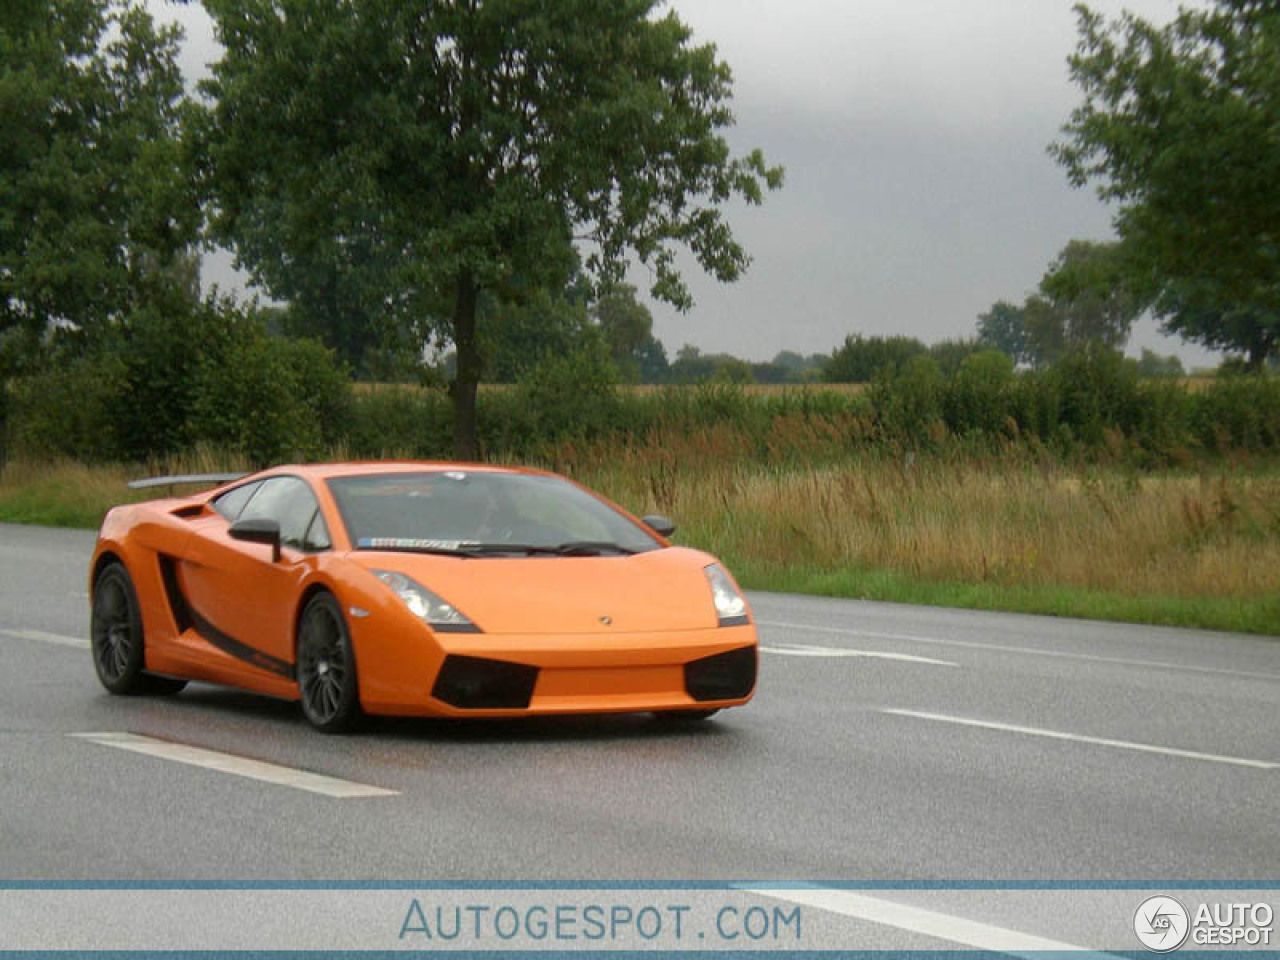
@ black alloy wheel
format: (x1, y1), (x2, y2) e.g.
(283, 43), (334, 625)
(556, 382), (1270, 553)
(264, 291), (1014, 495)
(90, 563), (186, 695)
(296, 592), (361, 733)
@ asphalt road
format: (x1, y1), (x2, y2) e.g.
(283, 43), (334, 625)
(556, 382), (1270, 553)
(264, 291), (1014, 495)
(2, 521), (1277, 893)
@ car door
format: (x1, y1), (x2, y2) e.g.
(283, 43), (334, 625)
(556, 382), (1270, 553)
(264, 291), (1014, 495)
(179, 476), (331, 678)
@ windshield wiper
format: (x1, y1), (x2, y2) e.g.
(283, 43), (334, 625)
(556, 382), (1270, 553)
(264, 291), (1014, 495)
(354, 544), (481, 558)
(552, 541), (636, 556)
(465, 542), (636, 557)
(467, 543), (561, 556)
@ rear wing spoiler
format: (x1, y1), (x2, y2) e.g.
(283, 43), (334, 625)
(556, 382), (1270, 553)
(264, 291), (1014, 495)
(127, 472), (248, 491)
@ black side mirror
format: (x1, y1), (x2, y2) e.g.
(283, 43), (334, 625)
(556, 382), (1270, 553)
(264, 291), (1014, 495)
(229, 517), (282, 562)
(642, 514), (675, 538)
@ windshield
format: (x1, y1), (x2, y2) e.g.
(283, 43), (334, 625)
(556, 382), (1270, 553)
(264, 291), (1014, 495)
(327, 471), (661, 556)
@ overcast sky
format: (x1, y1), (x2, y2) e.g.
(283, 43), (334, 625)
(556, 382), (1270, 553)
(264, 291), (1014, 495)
(147, 0), (1219, 368)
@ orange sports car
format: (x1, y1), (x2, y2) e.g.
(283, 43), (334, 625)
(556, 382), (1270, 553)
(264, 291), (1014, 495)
(89, 463), (757, 732)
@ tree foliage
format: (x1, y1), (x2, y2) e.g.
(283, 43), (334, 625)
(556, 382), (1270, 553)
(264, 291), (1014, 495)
(977, 301), (1033, 365)
(0, 0), (196, 370)
(592, 284), (657, 383)
(481, 287), (590, 383)
(199, 0), (782, 457)
(822, 335), (926, 383)
(1039, 240), (1147, 351)
(1053, 1), (1280, 368)
(977, 240), (1149, 368)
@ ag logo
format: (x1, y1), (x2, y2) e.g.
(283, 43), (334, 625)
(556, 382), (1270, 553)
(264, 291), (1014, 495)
(1134, 896), (1190, 952)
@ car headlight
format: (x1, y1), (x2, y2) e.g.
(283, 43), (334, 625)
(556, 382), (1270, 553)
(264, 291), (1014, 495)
(704, 563), (749, 627)
(372, 570), (480, 633)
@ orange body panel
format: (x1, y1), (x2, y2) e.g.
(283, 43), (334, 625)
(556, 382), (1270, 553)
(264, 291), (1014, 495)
(89, 462), (758, 719)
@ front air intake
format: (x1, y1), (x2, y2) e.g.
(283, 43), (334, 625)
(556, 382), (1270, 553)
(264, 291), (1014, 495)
(431, 655), (539, 709)
(684, 646), (757, 701)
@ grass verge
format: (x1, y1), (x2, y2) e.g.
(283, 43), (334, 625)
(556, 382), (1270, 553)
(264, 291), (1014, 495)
(2, 453), (1278, 637)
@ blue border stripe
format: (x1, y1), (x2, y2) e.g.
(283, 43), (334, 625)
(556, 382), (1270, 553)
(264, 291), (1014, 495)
(1, 880), (1277, 890)
(1, 953), (1277, 959)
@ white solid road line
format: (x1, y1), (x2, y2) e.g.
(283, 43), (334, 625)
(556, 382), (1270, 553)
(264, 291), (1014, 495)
(70, 732), (399, 798)
(760, 643), (958, 666)
(882, 709), (1280, 771)
(757, 618), (1280, 682)
(746, 887), (1093, 955)
(0, 628), (88, 649)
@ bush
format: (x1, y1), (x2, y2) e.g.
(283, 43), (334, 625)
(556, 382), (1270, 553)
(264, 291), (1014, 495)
(943, 350), (1015, 438)
(347, 388), (452, 458)
(871, 354), (945, 443)
(823, 334), (926, 383)
(103, 300), (207, 460)
(1046, 345), (1141, 447)
(8, 354), (125, 461)
(928, 337), (985, 377)
(8, 297), (352, 465)
(514, 336), (623, 445)
(1195, 374), (1280, 453)
(187, 307), (351, 465)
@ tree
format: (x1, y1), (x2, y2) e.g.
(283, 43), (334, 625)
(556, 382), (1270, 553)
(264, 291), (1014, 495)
(1, 0), (196, 368)
(772, 349), (827, 382)
(1021, 294), (1067, 369)
(976, 301), (1032, 365)
(199, 0), (782, 458)
(1038, 240), (1148, 350)
(634, 335), (670, 384)
(1136, 348), (1185, 379)
(481, 288), (589, 383)
(927, 337), (982, 377)
(1154, 282), (1278, 372)
(668, 344), (717, 383)
(1053, 1), (1280, 370)
(822, 334), (926, 383)
(591, 284), (654, 383)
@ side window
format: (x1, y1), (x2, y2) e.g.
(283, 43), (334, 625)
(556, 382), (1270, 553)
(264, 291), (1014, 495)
(237, 477), (329, 553)
(213, 481), (262, 522)
(303, 509), (332, 552)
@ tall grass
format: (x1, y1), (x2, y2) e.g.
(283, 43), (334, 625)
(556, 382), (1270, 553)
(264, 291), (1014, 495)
(3, 395), (1278, 634)
(564, 433), (1278, 595)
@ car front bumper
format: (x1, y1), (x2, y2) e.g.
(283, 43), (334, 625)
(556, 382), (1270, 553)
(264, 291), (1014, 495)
(354, 623), (758, 717)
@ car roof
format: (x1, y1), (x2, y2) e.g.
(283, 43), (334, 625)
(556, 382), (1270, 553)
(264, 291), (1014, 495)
(258, 461), (546, 481)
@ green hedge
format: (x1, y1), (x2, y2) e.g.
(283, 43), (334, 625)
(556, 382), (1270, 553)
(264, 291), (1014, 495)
(7, 334), (1279, 467)
(8, 299), (350, 466)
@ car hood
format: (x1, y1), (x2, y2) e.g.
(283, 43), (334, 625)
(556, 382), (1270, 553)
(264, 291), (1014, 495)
(345, 546), (728, 635)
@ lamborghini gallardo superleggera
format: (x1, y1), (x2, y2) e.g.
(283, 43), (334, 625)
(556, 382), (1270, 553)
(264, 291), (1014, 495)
(89, 463), (758, 731)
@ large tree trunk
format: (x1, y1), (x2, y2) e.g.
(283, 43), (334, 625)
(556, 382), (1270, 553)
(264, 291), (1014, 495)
(449, 270), (481, 461)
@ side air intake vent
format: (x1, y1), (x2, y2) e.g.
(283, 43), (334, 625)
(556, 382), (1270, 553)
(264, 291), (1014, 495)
(685, 646), (757, 701)
(431, 655), (539, 709)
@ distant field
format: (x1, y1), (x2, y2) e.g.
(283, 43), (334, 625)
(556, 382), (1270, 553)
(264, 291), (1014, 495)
(354, 381), (871, 396)
(355, 377), (1220, 397)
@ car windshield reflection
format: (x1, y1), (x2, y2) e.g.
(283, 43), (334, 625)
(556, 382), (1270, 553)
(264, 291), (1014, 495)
(327, 471), (660, 556)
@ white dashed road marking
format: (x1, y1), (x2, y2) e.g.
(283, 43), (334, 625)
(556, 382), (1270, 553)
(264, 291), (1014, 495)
(70, 732), (399, 798)
(1, 628), (88, 649)
(760, 643), (957, 666)
(745, 886), (1093, 955)
(882, 709), (1279, 770)
(757, 618), (1280, 682)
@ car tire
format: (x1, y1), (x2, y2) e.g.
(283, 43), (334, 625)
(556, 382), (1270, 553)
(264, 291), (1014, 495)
(140, 674), (189, 696)
(91, 563), (157, 695)
(654, 708), (720, 722)
(296, 591), (361, 734)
